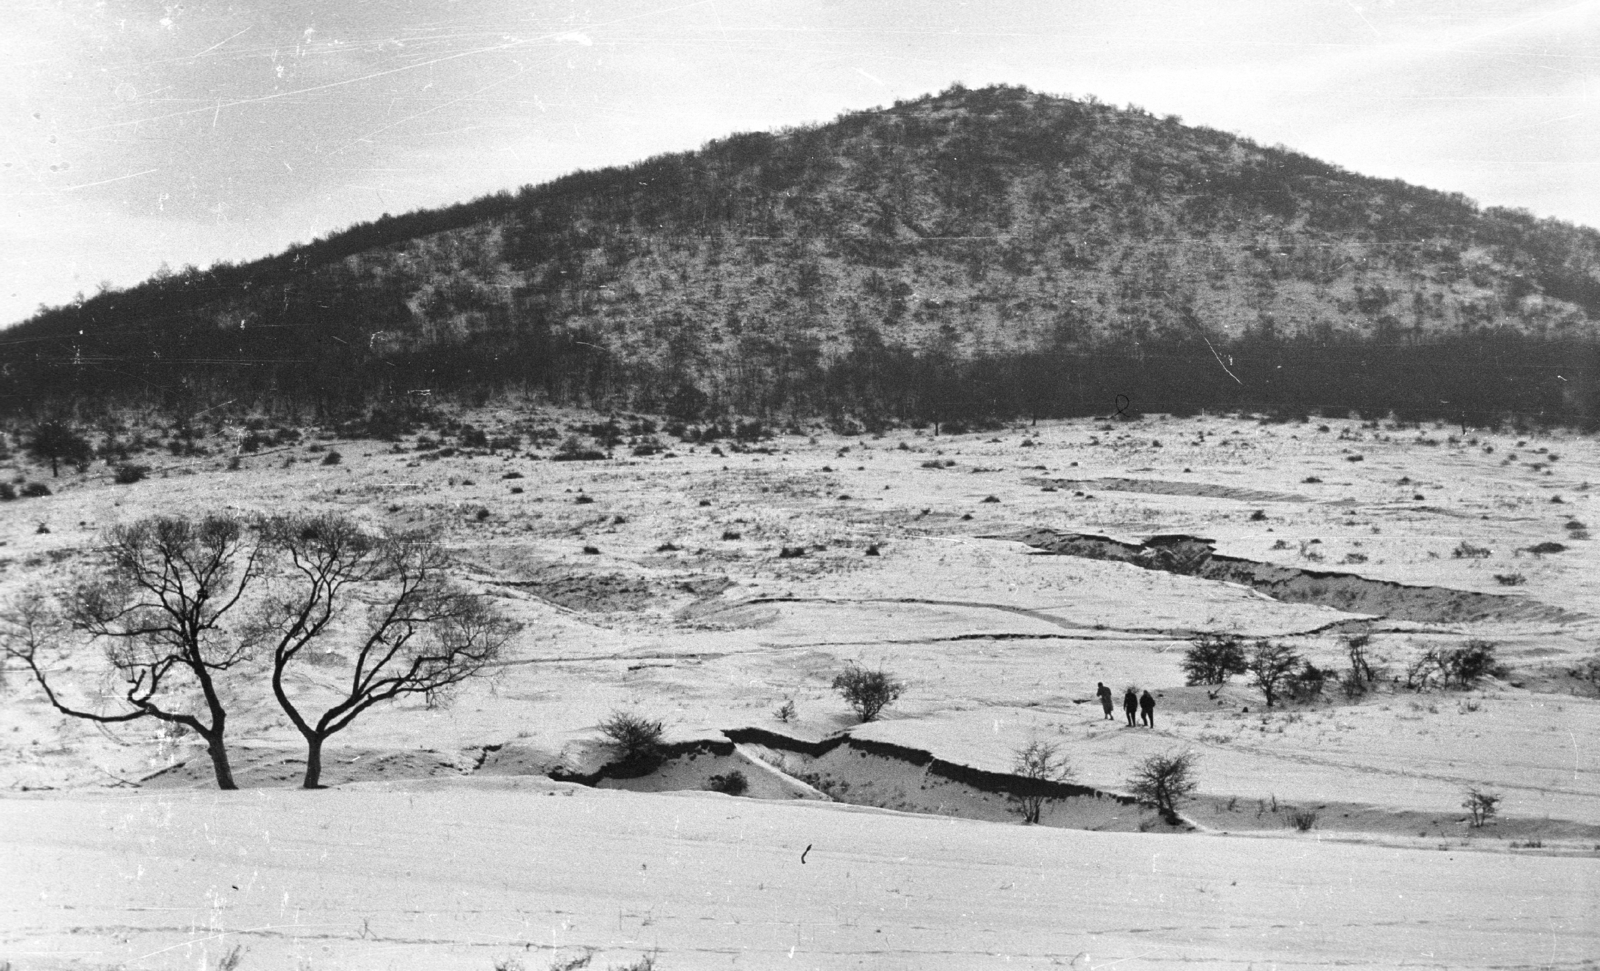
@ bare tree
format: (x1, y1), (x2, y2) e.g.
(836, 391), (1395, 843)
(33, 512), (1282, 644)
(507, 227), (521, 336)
(1247, 639), (1302, 708)
(0, 598), (59, 699)
(1128, 750), (1198, 822)
(1009, 739), (1074, 824)
(1341, 629), (1382, 699)
(255, 515), (515, 788)
(1344, 629), (1379, 685)
(2, 515), (267, 789)
(27, 419), (93, 477)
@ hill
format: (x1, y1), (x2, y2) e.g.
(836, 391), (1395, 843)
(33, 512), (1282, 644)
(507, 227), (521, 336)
(5, 83), (1600, 426)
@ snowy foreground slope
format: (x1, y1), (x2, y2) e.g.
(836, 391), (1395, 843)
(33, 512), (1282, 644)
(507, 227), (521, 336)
(2, 778), (1595, 971)
(4, 413), (1600, 969)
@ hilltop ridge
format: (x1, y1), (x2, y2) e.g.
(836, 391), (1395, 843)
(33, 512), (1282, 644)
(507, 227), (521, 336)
(6, 84), (1600, 424)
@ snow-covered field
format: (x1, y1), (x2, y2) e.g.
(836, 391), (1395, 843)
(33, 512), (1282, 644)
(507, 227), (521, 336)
(6, 781), (1596, 970)
(3, 412), (1598, 969)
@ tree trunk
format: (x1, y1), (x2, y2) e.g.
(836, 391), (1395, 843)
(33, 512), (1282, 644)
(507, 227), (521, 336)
(302, 734), (325, 789)
(204, 734), (238, 790)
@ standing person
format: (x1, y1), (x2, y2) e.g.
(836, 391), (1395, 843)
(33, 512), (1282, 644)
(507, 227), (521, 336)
(1123, 687), (1138, 727)
(1097, 682), (1114, 720)
(1140, 689), (1156, 728)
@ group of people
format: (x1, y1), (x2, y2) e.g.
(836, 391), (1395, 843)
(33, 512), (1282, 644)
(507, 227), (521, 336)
(1096, 682), (1156, 728)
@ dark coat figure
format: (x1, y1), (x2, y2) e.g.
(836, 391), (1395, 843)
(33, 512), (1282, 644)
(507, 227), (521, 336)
(1139, 690), (1156, 728)
(1123, 688), (1138, 726)
(1096, 682), (1114, 720)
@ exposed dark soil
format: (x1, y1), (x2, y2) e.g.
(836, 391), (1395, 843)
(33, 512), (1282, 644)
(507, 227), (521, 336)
(484, 568), (732, 614)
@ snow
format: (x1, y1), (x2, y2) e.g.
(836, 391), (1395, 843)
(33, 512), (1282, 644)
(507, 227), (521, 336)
(5, 782), (1596, 970)
(3, 412), (1599, 967)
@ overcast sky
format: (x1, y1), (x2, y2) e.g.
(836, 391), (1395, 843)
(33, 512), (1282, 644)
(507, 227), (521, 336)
(3, 0), (1596, 326)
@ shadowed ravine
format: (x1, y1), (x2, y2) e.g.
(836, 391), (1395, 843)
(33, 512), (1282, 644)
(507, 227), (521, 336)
(1006, 528), (1577, 625)
(545, 728), (1159, 832)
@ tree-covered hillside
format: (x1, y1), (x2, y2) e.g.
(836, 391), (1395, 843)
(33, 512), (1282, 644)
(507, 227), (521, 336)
(6, 84), (1600, 425)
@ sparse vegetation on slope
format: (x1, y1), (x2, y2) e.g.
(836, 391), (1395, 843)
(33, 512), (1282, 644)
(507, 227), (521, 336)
(5, 85), (1600, 428)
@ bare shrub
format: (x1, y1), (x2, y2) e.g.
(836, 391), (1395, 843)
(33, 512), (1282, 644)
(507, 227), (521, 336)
(1127, 750), (1198, 821)
(706, 770), (749, 796)
(1009, 739), (1074, 824)
(1463, 787), (1501, 827)
(1288, 808), (1319, 831)
(1444, 639), (1502, 688)
(1181, 633), (1247, 686)
(1404, 651), (1440, 691)
(546, 949), (596, 971)
(1452, 541), (1490, 559)
(1574, 654), (1600, 693)
(831, 663), (905, 722)
(553, 436), (606, 461)
(600, 711), (666, 768)
(774, 698), (797, 723)
(1410, 640), (1501, 691)
(1284, 662), (1329, 702)
(112, 463), (150, 485)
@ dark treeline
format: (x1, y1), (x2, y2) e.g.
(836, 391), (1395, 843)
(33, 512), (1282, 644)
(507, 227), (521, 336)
(7, 320), (1593, 432)
(746, 328), (1593, 429)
